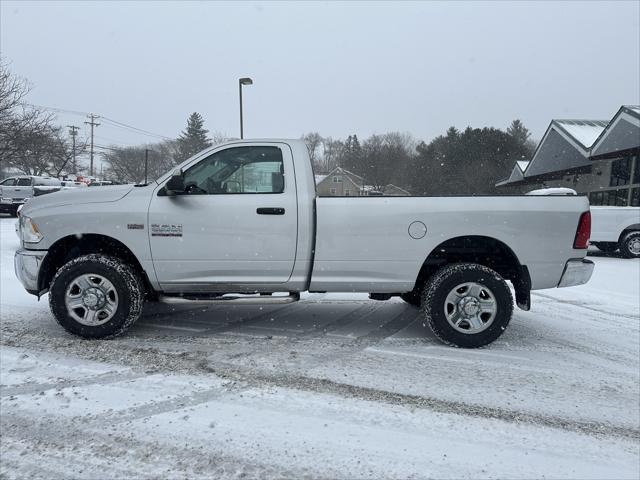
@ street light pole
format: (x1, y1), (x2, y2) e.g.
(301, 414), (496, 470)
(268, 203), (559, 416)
(238, 77), (253, 139)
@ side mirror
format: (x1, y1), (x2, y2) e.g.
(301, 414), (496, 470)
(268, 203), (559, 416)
(165, 168), (185, 196)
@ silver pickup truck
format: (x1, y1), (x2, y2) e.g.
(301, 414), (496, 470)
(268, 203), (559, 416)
(1, 175), (62, 216)
(15, 139), (594, 347)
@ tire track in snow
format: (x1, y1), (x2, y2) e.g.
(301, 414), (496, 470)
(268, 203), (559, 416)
(198, 361), (640, 442)
(0, 413), (305, 480)
(1, 370), (145, 397)
(3, 315), (638, 443)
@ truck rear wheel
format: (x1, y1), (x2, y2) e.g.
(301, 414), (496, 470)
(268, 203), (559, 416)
(49, 254), (144, 339)
(619, 231), (640, 259)
(421, 263), (513, 348)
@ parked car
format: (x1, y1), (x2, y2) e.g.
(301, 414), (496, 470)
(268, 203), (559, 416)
(590, 206), (640, 258)
(15, 139), (594, 347)
(526, 187), (640, 258)
(88, 180), (113, 187)
(60, 180), (88, 190)
(0, 176), (62, 216)
(526, 187), (578, 196)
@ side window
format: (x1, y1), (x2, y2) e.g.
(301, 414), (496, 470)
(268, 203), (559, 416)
(182, 146), (284, 194)
(16, 178), (33, 186)
(610, 157), (631, 187)
(0, 178), (15, 186)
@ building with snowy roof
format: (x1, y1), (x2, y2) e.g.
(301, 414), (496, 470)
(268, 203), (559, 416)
(497, 105), (640, 207)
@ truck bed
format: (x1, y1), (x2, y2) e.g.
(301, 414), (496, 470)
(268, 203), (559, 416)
(310, 195), (590, 292)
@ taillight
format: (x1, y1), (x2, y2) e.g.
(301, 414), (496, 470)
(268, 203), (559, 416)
(574, 211), (591, 249)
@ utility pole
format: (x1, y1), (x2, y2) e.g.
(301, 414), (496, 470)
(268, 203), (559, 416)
(84, 114), (100, 176)
(67, 125), (80, 175)
(144, 148), (149, 184)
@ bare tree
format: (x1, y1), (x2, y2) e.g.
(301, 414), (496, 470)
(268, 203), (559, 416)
(0, 60), (55, 175)
(4, 124), (85, 176)
(103, 140), (180, 183)
(321, 137), (344, 172)
(302, 132), (323, 171)
(360, 132), (415, 192)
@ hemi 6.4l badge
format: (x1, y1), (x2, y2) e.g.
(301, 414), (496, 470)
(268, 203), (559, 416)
(151, 223), (183, 237)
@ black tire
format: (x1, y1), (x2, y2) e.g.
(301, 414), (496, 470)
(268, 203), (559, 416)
(49, 254), (144, 339)
(421, 263), (513, 348)
(592, 242), (618, 253)
(400, 291), (421, 307)
(619, 231), (640, 259)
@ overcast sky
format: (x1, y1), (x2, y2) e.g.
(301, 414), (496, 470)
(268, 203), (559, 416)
(1, 0), (639, 150)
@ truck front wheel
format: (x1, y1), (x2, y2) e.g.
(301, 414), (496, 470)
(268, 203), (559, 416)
(421, 263), (513, 348)
(619, 231), (640, 259)
(49, 254), (144, 339)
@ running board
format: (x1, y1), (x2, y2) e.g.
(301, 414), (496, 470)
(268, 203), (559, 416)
(158, 293), (300, 305)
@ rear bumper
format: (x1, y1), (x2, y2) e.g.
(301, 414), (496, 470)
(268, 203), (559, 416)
(557, 258), (595, 288)
(14, 248), (47, 296)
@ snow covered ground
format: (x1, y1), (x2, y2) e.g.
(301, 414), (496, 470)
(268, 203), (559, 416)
(1, 216), (639, 479)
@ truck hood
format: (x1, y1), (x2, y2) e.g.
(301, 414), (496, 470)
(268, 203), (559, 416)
(21, 184), (135, 214)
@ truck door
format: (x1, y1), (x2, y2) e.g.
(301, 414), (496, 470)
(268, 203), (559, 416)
(148, 143), (298, 290)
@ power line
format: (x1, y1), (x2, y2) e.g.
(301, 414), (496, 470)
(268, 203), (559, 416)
(95, 135), (137, 146)
(24, 103), (89, 116)
(23, 103), (172, 141)
(100, 116), (172, 140)
(94, 144), (127, 152)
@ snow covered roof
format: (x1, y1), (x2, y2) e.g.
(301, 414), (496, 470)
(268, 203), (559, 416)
(553, 120), (608, 150)
(497, 105), (640, 187)
(496, 162), (526, 187)
(590, 105), (640, 159)
(625, 105), (640, 116)
(314, 174), (328, 184)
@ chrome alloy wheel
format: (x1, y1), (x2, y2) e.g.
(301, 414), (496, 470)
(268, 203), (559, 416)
(444, 282), (497, 334)
(64, 274), (118, 326)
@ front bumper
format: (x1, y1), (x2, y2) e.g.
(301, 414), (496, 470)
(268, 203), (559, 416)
(0, 200), (22, 212)
(14, 248), (47, 296)
(557, 258), (595, 288)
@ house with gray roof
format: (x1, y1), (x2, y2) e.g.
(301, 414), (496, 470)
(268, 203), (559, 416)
(315, 167), (410, 196)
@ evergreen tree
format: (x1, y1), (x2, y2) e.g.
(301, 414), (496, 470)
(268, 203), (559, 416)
(341, 134), (363, 172)
(177, 112), (211, 161)
(507, 119), (531, 146)
(411, 126), (531, 195)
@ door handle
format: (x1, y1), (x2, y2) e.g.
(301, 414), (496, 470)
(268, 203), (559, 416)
(257, 207), (285, 215)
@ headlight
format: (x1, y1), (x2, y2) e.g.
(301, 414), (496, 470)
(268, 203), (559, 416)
(21, 216), (43, 243)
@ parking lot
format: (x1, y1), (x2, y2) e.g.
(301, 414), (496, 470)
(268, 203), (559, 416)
(1, 216), (639, 479)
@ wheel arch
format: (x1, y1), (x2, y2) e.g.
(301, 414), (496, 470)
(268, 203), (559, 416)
(413, 235), (531, 310)
(38, 233), (154, 297)
(618, 223), (640, 243)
